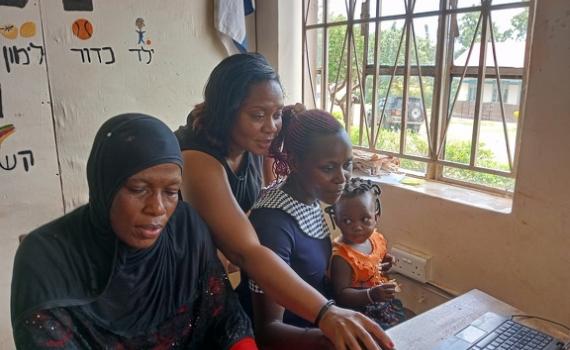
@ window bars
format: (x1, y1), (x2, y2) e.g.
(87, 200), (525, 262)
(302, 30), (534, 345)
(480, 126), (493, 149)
(302, 0), (533, 193)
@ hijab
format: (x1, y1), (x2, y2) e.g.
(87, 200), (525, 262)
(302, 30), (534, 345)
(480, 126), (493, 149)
(11, 114), (215, 337)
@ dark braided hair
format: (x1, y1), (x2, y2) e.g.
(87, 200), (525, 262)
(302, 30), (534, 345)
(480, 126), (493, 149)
(325, 178), (382, 229)
(269, 106), (344, 182)
(188, 53), (282, 156)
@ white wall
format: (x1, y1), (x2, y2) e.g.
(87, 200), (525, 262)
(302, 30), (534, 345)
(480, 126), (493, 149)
(0, 0), (226, 347)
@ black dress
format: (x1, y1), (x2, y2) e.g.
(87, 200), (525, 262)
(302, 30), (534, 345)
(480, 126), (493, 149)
(175, 119), (265, 318)
(175, 120), (263, 213)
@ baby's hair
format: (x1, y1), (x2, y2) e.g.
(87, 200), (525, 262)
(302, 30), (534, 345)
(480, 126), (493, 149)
(325, 178), (382, 230)
(269, 105), (343, 182)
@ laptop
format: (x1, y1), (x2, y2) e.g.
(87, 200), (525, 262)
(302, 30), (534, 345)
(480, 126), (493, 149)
(433, 312), (565, 350)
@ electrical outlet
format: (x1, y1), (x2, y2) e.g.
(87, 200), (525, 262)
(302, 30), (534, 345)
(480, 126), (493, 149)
(390, 245), (431, 283)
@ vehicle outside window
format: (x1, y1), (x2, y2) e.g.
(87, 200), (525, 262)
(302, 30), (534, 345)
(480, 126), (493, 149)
(369, 97), (425, 133)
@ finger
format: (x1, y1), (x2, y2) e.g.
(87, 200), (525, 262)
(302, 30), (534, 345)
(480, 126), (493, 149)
(344, 327), (363, 350)
(335, 327), (347, 350)
(357, 314), (394, 350)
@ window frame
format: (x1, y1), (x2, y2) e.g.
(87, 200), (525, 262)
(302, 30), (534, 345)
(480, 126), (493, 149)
(301, 0), (535, 195)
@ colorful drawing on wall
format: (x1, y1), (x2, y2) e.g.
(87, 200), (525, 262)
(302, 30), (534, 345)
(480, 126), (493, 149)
(135, 18), (147, 45)
(0, 25), (18, 40)
(62, 0), (92, 12)
(72, 18), (93, 40)
(19, 21), (36, 38)
(0, 124), (15, 146)
(0, 0), (28, 8)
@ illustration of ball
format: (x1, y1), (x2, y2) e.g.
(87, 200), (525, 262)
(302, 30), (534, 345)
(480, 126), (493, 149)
(0, 25), (18, 40)
(72, 18), (93, 40)
(20, 21), (36, 38)
(146, 39), (151, 45)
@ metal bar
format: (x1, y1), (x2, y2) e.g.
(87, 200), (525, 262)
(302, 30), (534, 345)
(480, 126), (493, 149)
(345, 0), (354, 132)
(436, 159), (513, 177)
(469, 1), (490, 168)
(329, 23), (349, 115)
(304, 1), (528, 29)
(364, 65), (521, 77)
(436, 10), (483, 159)
(364, 65), (438, 76)
(512, 0), (535, 177)
(373, 24), (407, 146)
(410, 19), (434, 156)
(369, 0), (382, 150)
(400, 0), (413, 154)
(303, 1), (318, 108)
(488, 11), (513, 171)
(358, 0), (370, 146)
(450, 66), (523, 77)
(429, 0), (448, 180)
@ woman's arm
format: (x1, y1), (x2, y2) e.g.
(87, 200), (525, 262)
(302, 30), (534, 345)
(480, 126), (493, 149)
(331, 256), (397, 308)
(252, 292), (333, 350)
(181, 151), (393, 350)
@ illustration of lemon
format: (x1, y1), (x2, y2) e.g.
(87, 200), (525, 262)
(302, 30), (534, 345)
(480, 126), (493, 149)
(0, 25), (18, 40)
(20, 21), (36, 38)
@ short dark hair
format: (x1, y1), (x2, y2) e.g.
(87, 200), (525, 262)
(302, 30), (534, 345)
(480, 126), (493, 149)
(270, 107), (344, 180)
(325, 178), (382, 229)
(191, 53), (282, 155)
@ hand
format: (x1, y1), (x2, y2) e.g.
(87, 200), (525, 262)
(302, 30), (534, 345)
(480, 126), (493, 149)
(380, 254), (395, 272)
(318, 305), (395, 350)
(370, 283), (396, 302)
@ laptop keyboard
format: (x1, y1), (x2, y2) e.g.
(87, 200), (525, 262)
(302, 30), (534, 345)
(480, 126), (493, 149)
(469, 320), (554, 350)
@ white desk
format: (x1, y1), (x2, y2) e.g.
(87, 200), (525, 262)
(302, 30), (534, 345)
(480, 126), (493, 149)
(386, 289), (569, 349)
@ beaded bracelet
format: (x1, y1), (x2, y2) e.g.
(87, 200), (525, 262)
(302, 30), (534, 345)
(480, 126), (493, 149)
(314, 300), (336, 327)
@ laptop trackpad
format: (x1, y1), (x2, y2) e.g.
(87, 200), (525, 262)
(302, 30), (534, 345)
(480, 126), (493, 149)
(456, 325), (487, 343)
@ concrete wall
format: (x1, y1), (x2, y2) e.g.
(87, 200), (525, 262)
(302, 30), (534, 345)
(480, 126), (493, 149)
(0, 0), (225, 347)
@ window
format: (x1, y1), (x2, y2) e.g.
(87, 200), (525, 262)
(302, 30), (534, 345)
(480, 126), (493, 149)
(302, 0), (533, 193)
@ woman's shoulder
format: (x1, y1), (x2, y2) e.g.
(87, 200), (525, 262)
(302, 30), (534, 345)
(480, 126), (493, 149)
(16, 206), (87, 262)
(175, 118), (224, 160)
(250, 207), (297, 228)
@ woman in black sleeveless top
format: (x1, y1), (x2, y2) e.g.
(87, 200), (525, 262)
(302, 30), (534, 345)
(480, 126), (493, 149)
(175, 53), (393, 350)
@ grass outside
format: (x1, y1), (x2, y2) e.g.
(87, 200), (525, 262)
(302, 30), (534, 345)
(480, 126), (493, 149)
(334, 107), (517, 191)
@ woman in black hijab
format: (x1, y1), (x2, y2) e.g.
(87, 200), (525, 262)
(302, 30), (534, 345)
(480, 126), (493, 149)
(11, 114), (256, 349)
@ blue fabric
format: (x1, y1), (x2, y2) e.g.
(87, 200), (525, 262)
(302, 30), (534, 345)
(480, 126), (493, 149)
(247, 208), (332, 328)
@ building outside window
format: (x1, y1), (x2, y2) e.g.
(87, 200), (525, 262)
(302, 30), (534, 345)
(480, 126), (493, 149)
(302, 0), (533, 193)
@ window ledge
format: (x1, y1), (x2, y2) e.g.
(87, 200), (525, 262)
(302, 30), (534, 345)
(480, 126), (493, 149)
(355, 171), (513, 214)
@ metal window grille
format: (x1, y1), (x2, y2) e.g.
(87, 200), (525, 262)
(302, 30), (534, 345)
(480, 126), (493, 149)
(302, 0), (534, 194)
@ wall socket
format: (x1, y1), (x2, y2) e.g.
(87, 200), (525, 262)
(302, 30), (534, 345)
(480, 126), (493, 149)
(390, 245), (431, 283)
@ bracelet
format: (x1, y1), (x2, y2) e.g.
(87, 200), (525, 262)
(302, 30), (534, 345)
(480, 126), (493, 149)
(314, 300), (336, 327)
(366, 288), (375, 303)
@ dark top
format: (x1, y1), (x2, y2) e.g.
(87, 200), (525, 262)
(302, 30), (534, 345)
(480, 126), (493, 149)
(11, 114), (253, 349)
(175, 118), (263, 213)
(247, 208), (332, 328)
